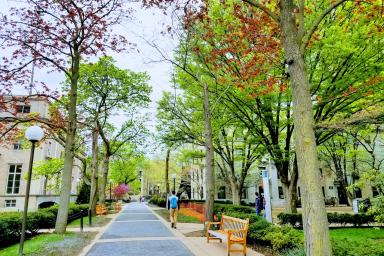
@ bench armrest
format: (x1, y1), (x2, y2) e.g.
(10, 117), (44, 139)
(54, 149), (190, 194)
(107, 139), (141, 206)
(206, 221), (221, 230)
(226, 229), (248, 239)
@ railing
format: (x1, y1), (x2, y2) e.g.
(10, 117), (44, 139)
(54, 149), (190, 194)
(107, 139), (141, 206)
(67, 210), (88, 232)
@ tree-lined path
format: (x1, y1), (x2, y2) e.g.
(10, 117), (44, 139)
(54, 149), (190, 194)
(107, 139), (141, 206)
(82, 202), (194, 256)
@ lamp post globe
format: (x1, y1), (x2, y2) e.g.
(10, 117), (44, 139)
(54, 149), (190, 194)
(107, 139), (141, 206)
(25, 125), (44, 142)
(19, 125), (44, 256)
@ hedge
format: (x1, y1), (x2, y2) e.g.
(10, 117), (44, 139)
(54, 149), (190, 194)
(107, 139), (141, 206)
(214, 203), (255, 214)
(277, 212), (376, 228)
(0, 203), (88, 248)
(149, 195), (166, 207)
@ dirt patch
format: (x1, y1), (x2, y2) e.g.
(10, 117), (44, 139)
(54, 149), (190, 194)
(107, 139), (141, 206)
(251, 244), (274, 256)
(183, 230), (205, 237)
(30, 232), (97, 256)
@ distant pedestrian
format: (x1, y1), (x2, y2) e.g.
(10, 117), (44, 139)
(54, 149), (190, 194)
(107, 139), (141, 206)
(168, 191), (180, 228)
(255, 192), (262, 216)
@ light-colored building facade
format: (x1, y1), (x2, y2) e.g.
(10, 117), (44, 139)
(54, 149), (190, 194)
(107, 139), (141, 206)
(0, 96), (80, 211)
(189, 156), (381, 209)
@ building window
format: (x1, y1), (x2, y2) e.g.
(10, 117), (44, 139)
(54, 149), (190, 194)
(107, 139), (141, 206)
(278, 186), (284, 199)
(5, 200), (16, 207)
(372, 187), (379, 197)
(218, 186), (226, 199)
(16, 105), (31, 113)
(297, 186), (301, 198)
(242, 187), (248, 199)
(13, 141), (22, 150)
(7, 164), (22, 194)
(319, 168), (323, 178)
(354, 188), (362, 198)
(322, 187), (325, 197)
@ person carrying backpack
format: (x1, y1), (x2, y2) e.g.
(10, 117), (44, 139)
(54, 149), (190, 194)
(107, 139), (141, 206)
(168, 190), (180, 228)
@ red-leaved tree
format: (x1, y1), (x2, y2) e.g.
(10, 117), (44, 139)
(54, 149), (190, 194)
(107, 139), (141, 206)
(0, 0), (129, 233)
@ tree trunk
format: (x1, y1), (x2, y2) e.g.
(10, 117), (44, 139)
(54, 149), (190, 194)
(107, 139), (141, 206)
(165, 148), (170, 195)
(99, 153), (110, 204)
(285, 157), (299, 213)
(55, 52), (79, 234)
(43, 175), (48, 195)
(89, 127), (99, 215)
(280, 1), (331, 255)
(203, 82), (215, 222)
(231, 182), (241, 206)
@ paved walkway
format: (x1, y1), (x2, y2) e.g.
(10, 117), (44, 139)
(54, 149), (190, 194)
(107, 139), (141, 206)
(80, 203), (194, 256)
(79, 202), (263, 256)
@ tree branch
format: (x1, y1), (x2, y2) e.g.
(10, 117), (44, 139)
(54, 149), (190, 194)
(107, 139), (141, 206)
(242, 0), (280, 22)
(301, 0), (349, 52)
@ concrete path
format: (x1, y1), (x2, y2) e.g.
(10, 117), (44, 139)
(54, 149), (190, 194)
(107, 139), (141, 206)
(80, 203), (194, 256)
(79, 202), (264, 256)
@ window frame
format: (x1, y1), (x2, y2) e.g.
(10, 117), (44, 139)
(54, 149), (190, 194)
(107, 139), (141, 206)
(16, 105), (31, 113)
(6, 164), (22, 194)
(5, 199), (16, 207)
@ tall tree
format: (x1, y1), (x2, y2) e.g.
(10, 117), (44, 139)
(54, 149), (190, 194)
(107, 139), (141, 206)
(75, 56), (151, 211)
(0, 0), (128, 233)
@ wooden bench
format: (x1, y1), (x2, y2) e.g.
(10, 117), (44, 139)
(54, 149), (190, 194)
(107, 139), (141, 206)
(206, 215), (249, 256)
(96, 204), (108, 215)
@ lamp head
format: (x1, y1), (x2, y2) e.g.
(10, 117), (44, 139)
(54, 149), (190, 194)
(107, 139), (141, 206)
(25, 125), (44, 142)
(172, 173), (177, 179)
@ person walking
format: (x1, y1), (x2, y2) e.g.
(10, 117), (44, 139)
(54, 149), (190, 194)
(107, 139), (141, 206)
(168, 191), (180, 229)
(255, 192), (262, 216)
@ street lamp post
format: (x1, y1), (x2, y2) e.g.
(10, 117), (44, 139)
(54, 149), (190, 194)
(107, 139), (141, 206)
(172, 173), (176, 192)
(19, 126), (44, 256)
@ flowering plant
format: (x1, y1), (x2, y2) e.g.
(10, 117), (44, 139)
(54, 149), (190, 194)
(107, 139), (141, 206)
(113, 184), (130, 199)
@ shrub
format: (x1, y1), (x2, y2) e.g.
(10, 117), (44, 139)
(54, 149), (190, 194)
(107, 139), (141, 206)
(0, 212), (22, 247)
(0, 203), (88, 248)
(264, 226), (304, 251)
(214, 203), (254, 215)
(277, 212), (376, 228)
(368, 196), (384, 223)
(0, 211), (55, 247)
(76, 182), (91, 204)
(279, 247), (306, 256)
(277, 213), (302, 228)
(149, 195), (166, 208)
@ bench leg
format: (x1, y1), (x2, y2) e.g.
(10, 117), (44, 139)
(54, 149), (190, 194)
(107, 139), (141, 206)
(227, 241), (231, 256)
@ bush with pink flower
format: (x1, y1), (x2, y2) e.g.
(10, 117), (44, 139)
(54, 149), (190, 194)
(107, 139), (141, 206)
(113, 184), (130, 199)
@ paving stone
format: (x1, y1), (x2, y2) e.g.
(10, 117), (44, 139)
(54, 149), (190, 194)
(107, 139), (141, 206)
(115, 213), (158, 221)
(100, 221), (174, 239)
(86, 240), (194, 256)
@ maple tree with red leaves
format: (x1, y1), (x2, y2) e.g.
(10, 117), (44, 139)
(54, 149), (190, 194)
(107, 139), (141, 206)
(0, 0), (130, 234)
(145, 0), (383, 254)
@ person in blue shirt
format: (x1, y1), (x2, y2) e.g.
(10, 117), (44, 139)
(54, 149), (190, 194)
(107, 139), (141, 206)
(168, 191), (180, 228)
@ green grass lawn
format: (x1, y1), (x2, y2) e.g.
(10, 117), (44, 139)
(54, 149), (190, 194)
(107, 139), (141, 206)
(67, 215), (110, 227)
(330, 228), (384, 256)
(154, 209), (202, 223)
(0, 232), (96, 256)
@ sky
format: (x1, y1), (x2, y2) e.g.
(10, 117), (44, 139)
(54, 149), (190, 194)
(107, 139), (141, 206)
(1, 0), (177, 134)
